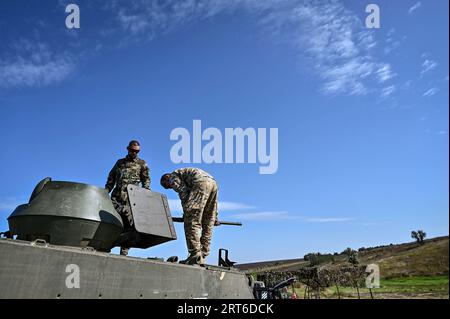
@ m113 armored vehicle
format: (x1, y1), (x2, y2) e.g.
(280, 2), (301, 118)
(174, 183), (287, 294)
(0, 178), (256, 299)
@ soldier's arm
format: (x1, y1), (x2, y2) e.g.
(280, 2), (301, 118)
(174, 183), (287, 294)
(105, 162), (118, 193)
(141, 162), (151, 190)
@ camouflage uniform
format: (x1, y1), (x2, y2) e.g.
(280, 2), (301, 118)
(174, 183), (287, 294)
(105, 155), (150, 255)
(169, 168), (218, 258)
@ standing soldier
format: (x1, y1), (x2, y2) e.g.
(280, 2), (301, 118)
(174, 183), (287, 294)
(105, 140), (150, 256)
(160, 168), (219, 265)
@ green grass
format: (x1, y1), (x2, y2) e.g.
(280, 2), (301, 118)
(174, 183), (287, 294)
(292, 276), (449, 299)
(382, 276), (448, 286)
(377, 276), (449, 294)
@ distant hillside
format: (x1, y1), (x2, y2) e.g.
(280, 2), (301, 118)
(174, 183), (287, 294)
(236, 236), (449, 279)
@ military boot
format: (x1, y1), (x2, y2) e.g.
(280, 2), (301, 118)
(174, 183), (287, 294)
(179, 252), (204, 266)
(120, 247), (129, 256)
(197, 255), (205, 266)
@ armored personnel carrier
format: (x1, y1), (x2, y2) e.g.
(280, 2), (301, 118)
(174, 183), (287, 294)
(0, 178), (255, 299)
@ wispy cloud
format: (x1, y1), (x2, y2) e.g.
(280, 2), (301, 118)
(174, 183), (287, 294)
(117, 10), (151, 35)
(167, 191), (357, 223)
(408, 2), (422, 15)
(304, 217), (354, 223)
(422, 87), (439, 97)
(376, 64), (396, 83)
(384, 28), (402, 55)
(380, 85), (396, 98)
(169, 197), (354, 223)
(103, 0), (395, 97)
(421, 59), (438, 75)
(168, 199), (254, 213)
(0, 40), (75, 89)
(230, 210), (354, 223)
(272, 1), (395, 96)
(2, 0), (396, 96)
(229, 211), (300, 221)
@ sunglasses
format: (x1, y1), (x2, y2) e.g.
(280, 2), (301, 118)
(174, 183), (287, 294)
(128, 149), (140, 154)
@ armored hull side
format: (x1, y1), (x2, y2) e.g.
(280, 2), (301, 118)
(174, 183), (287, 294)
(0, 239), (253, 299)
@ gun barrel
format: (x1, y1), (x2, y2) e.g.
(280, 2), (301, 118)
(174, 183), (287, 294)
(171, 217), (184, 223)
(217, 221), (242, 226)
(171, 217), (242, 226)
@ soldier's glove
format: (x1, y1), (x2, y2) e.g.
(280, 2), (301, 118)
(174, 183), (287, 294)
(214, 220), (221, 226)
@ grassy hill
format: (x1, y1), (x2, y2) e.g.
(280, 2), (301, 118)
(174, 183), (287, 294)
(236, 236), (449, 278)
(236, 236), (449, 299)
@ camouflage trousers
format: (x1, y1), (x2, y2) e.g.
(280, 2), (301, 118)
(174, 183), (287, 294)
(111, 195), (134, 256)
(182, 179), (218, 257)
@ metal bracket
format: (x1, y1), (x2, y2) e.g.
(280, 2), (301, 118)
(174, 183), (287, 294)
(218, 248), (236, 267)
(31, 239), (48, 247)
(81, 246), (96, 252)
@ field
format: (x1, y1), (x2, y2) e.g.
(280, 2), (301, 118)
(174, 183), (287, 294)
(290, 276), (449, 299)
(237, 236), (449, 299)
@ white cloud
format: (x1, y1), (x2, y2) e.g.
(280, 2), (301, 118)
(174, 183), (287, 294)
(408, 2), (422, 15)
(168, 196), (354, 223)
(376, 64), (396, 83)
(104, 0), (395, 97)
(422, 87), (439, 97)
(380, 85), (396, 98)
(305, 217), (354, 223)
(384, 28), (402, 55)
(421, 59), (438, 75)
(229, 210), (354, 223)
(169, 194), (354, 222)
(282, 1), (394, 95)
(0, 40), (75, 89)
(229, 211), (299, 221)
(117, 10), (151, 35)
(220, 201), (255, 211)
(1, 1), (396, 95)
(168, 199), (254, 213)
(384, 41), (400, 55)
(168, 194), (355, 223)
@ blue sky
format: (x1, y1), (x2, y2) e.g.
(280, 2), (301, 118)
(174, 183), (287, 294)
(0, 0), (448, 263)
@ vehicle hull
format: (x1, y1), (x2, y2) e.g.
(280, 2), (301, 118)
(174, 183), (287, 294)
(0, 239), (253, 299)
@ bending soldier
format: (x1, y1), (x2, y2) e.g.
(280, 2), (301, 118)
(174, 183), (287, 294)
(105, 140), (150, 256)
(160, 167), (219, 265)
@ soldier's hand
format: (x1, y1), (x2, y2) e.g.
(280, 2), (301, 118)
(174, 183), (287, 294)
(214, 220), (221, 226)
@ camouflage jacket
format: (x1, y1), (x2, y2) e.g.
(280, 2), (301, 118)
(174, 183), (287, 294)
(105, 155), (150, 201)
(169, 167), (215, 203)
